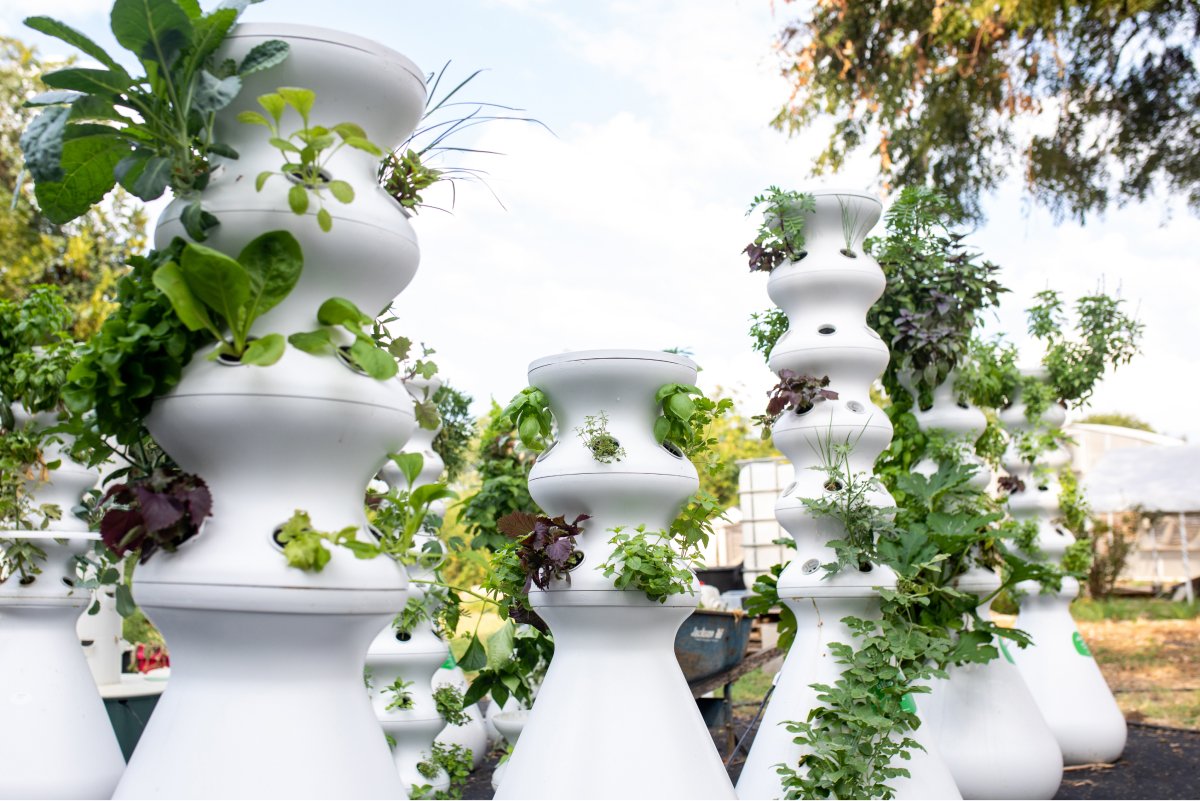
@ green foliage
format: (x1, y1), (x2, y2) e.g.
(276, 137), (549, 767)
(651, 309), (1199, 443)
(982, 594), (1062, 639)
(432, 683), (471, 726)
(866, 186), (1006, 406)
(411, 742), (474, 800)
(370, 453), (457, 563)
(768, 0), (1200, 221)
(432, 383), (475, 483)
(153, 230), (301, 364)
(0, 424), (60, 533)
(1025, 289), (1144, 410)
(383, 677), (414, 711)
(0, 285), (77, 416)
(274, 509), (377, 572)
(575, 411), (625, 464)
(458, 401), (539, 551)
(1071, 597), (1200, 621)
(954, 338), (1020, 411)
(748, 308), (788, 364)
(288, 297), (402, 380)
(63, 240), (208, 449)
(242, 87), (382, 232)
(378, 61), (544, 215)
(653, 382), (733, 465)
(461, 620), (553, 709)
(22, 0), (287, 238)
(501, 387), (553, 451)
(1075, 412), (1155, 433)
(745, 562), (798, 652)
(743, 187), (814, 272)
(598, 525), (699, 603)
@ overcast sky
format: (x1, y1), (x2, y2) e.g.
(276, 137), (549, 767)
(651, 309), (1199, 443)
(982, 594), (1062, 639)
(4, 0), (1197, 440)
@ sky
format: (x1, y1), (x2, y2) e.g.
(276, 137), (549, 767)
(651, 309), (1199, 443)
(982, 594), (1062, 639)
(2, 0), (1197, 441)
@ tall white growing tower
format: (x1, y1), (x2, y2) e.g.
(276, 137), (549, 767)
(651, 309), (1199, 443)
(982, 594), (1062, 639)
(909, 378), (1064, 800)
(1001, 370), (1127, 766)
(736, 190), (959, 800)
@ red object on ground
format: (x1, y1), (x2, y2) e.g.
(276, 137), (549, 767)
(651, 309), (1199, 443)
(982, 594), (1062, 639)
(135, 643), (169, 673)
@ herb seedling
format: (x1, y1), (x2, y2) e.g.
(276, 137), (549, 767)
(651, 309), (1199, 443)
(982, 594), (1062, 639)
(241, 87), (383, 232)
(752, 369), (838, 437)
(836, 194), (868, 257)
(273, 509), (378, 572)
(743, 187), (815, 272)
(383, 677), (415, 711)
(502, 387), (554, 451)
(576, 411), (624, 463)
(288, 297), (401, 380)
(653, 383), (732, 460)
(598, 525), (699, 603)
(432, 684), (471, 726)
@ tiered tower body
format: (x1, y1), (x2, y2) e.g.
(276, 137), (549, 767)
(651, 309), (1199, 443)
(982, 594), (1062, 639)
(114, 25), (427, 798)
(0, 408), (124, 799)
(1001, 372), (1126, 766)
(368, 376), (454, 794)
(494, 350), (735, 799)
(910, 378), (1064, 799)
(736, 191), (959, 800)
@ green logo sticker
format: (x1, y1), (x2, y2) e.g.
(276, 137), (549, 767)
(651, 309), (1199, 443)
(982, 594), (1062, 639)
(1072, 631), (1092, 657)
(441, 653), (457, 670)
(899, 693), (917, 714)
(999, 638), (1015, 664)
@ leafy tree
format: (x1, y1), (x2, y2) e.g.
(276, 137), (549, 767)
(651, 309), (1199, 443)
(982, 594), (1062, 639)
(0, 37), (146, 337)
(769, 1), (1200, 221)
(432, 383), (475, 484)
(1075, 412), (1155, 433)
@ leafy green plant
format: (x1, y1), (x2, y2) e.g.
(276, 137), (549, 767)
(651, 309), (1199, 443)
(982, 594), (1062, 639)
(432, 684), (471, 726)
(62, 241), (208, 450)
(153, 230), (302, 365)
(0, 538), (50, 585)
(575, 411), (624, 464)
(0, 286), (78, 421)
(378, 62), (545, 214)
(502, 387), (554, 451)
(598, 525), (698, 603)
(743, 187), (815, 272)
(288, 297), (403, 380)
(412, 741), (474, 800)
(745, 562), (797, 652)
(241, 87), (382, 232)
(866, 186), (1006, 407)
(273, 509), (377, 572)
(383, 677), (415, 711)
(369, 453), (457, 562)
(748, 308), (788, 364)
(494, 511), (589, 595)
(653, 383), (733, 460)
(752, 370), (838, 438)
(98, 467), (212, 563)
(460, 619), (553, 709)
(458, 402), (540, 552)
(21, 0), (289, 239)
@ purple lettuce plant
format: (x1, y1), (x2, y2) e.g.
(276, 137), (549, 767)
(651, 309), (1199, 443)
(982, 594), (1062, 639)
(496, 510), (590, 592)
(99, 468), (212, 562)
(753, 369), (839, 437)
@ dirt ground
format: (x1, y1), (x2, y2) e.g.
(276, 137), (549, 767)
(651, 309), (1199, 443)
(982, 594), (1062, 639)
(1078, 618), (1200, 728)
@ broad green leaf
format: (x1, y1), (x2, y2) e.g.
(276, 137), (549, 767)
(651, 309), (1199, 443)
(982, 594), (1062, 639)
(269, 136), (301, 154)
(287, 330), (332, 354)
(42, 67), (130, 97)
(344, 136), (382, 156)
(241, 333), (285, 366)
(237, 229), (303, 323)
(518, 414), (542, 450)
(414, 399), (440, 430)
(114, 583), (137, 617)
(254, 170), (271, 191)
(192, 70), (241, 113)
(111, 0), (194, 66)
(238, 110), (271, 128)
(179, 241), (251, 330)
(179, 200), (219, 241)
(486, 621), (516, 670)
(317, 207), (332, 232)
(33, 132), (127, 224)
(19, 106), (70, 184)
(328, 180), (354, 204)
(349, 338), (398, 380)
(176, 0), (202, 17)
(653, 414), (671, 444)
(411, 484), (455, 509)
(388, 336), (412, 359)
(69, 94), (123, 122)
(390, 452), (424, 488)
(187, 7), (235, 63)
(332, 122), (366, 139)
(207, 141), (238, 160)
(239, 39), (289, 75)
(666, 392), (696, 421)
(257, 92), (285, 123)
(24, 16), (126, 72)
(152, 260), (215, 333)
(316, 297), (369, 327)
(128, 154), (172, 200)
(276, 86), (315, 118)
(287, 184), (308, 214)
(458, 634), (487, 671)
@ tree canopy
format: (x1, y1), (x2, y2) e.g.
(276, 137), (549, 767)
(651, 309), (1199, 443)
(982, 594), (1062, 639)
(0, 37), (146, 338)
(770, 0), (1200, 221)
